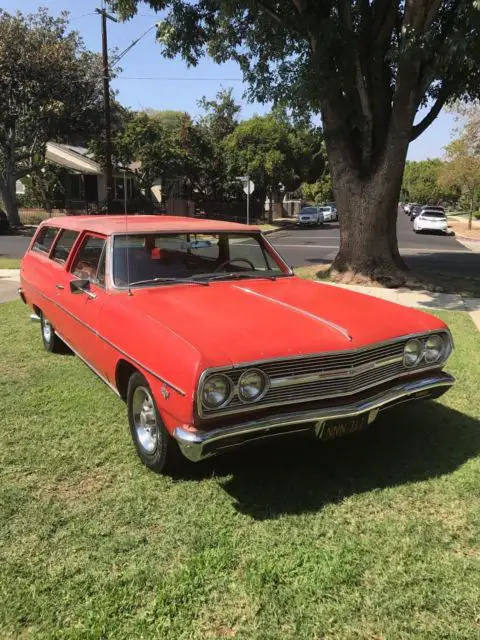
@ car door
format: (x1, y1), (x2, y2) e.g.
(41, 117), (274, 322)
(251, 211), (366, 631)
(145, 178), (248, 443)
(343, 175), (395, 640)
(55, 232), (108, 374)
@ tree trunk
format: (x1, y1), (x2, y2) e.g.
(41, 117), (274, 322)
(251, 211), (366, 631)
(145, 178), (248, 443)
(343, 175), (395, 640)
(0, 176), (21, 227)
(268, 189), (273, 224)
(469, 192), (474, 231)
(331, 163), (408, 284)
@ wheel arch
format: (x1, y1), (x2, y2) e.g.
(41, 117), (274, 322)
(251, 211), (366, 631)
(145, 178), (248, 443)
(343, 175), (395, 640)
(115, 359), (140, 401)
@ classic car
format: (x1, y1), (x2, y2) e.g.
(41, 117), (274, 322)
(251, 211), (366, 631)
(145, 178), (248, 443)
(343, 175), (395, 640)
(19, 215), (454, 474)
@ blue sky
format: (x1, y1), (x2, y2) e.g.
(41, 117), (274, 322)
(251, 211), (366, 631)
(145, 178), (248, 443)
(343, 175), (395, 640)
(6, 0), (456, 160)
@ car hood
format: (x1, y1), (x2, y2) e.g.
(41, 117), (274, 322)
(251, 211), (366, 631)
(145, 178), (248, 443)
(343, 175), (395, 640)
(125, 277), (444, 367)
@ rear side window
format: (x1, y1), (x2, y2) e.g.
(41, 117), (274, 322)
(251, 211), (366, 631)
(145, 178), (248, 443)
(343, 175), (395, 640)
(32, 226), (58, 254)
(51, 230), (79, 263)
(71, 235), (107, 284)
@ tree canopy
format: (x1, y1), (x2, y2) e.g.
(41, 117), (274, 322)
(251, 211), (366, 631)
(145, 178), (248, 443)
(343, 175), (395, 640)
(402, 159), (459, 205)
(0, 9), (107, 225)
(439, 109), (480, 228)
(223, 112), (325, 218)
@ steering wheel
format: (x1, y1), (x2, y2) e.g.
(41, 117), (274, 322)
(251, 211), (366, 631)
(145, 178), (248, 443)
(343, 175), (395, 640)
(214, 257), (256, 272)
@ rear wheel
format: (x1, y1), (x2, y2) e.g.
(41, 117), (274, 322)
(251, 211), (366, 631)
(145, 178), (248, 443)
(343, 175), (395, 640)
(40, 313), (65, 353)
(127, 372), (183, 474)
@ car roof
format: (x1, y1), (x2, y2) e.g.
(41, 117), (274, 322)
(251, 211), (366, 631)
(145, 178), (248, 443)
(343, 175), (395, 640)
(40, 215), (259, 235)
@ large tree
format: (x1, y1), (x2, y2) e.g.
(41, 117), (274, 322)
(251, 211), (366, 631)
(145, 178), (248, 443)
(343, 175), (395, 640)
(224, 113), (325, 219)
(402, 159), (459, 206)
(0, 9), (106, 226)
(439, 128), (480, 230)
(110, 0), (480, 283)
(110, 111), (189, 200)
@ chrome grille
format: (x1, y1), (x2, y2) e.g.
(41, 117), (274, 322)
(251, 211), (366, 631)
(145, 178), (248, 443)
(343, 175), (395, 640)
(199, 333), (449, 418)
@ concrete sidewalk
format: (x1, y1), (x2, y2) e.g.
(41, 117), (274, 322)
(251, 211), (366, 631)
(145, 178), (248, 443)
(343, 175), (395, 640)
(0, 269), (20, 303)
(321, 281), (480, 331)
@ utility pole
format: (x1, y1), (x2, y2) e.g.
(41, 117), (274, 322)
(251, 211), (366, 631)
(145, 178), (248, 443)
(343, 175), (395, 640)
(96, 7), (117, 214)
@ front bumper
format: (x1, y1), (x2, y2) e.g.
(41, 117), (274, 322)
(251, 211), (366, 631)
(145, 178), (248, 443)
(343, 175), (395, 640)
(174, 373), (454, 462)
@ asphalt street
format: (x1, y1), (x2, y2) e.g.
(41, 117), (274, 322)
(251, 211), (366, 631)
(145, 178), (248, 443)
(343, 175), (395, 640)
(268, 208), (480, 278)
(0, 209), (478, 279)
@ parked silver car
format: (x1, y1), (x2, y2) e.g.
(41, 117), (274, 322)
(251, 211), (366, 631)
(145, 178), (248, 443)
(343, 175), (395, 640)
(297, 206), (324, 225)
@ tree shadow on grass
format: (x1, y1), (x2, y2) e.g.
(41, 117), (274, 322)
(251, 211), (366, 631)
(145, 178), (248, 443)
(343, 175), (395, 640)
(180, 401), (480, 520)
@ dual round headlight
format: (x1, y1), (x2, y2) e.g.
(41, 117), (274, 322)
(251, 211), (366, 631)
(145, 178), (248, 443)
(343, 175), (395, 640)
(202, 368), (269, 409)
(403, 334), (446, 367)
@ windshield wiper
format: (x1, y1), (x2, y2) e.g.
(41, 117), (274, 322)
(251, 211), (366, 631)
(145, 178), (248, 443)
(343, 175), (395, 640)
(204, 272), (279, 282)
(128, 277), (210, 287)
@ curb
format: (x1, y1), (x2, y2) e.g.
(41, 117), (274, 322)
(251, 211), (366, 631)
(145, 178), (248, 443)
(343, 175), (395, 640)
(455, 234), (480, 244)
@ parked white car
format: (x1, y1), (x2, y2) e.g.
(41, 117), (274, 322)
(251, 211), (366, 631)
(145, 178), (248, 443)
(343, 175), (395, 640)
(413, 209), (449, 234)
(297, 206), (324, 225)
(318, 205), (335, 222)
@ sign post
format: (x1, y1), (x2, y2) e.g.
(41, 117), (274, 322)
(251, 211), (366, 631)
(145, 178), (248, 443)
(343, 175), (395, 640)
(237, 175), (255, 225)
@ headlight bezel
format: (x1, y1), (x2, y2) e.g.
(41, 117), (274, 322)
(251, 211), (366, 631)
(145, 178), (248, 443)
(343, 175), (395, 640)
(403, 338), (424, 368)
(201, 373), (234, 410)
(424, 334), (446, 364)
(237, 368), (269, 404)
(403, 331), (452, 369)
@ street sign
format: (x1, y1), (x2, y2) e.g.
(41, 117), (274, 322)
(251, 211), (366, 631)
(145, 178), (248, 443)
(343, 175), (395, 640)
(236, 175), (255, 225)
(243, 180), (255, 195)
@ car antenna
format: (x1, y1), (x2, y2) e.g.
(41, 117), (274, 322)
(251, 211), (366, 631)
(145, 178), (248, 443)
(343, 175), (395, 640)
(123, 169), (133, 296)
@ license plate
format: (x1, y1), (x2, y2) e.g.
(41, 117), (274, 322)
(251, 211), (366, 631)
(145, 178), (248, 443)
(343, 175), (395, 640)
(315, 410), (378, 441)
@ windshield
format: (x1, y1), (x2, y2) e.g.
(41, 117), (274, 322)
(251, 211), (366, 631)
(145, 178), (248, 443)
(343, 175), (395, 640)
(300, 207), (317, 215)
(112, 232), (287, 287)
(421, 212), (446, 219)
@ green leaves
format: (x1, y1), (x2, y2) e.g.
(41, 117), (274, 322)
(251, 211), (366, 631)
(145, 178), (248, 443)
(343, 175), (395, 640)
(0, 9), (108, 223)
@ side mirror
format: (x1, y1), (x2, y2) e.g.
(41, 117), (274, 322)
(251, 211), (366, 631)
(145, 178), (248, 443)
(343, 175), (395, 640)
(70, 279), (96, 299)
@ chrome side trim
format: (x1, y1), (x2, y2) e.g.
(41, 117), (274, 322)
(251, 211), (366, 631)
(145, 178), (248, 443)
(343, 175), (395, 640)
(55, 331), (121, 397)
(176, 373), (454, 462)
(23, 279), (186, 396)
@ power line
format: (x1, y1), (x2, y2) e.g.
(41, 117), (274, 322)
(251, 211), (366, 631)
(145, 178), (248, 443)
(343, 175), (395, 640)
(70, 12), (97, 21)
(110, 23), (158, 66)
(115, 76), (244, 81)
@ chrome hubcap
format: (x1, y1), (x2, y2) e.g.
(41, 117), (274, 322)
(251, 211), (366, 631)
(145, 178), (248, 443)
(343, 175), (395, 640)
(132, 387), (158, 453)
(42, 318), (52, 342)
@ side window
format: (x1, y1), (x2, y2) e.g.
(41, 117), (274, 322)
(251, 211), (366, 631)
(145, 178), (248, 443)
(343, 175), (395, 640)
(51, 230), (79, 263)
(71, 235), (106, 284)
(32, 226), (58, 254)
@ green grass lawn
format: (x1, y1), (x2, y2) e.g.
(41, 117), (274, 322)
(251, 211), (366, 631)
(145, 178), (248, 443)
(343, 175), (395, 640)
(1, 301), (479, 639)
(0, 257), (20, 269)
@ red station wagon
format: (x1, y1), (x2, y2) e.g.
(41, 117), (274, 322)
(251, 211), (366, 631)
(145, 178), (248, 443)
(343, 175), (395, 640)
(19, 215), (454, 474)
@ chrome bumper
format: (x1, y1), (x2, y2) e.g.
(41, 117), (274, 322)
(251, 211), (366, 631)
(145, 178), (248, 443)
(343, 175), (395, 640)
(174, 373), (454, 462)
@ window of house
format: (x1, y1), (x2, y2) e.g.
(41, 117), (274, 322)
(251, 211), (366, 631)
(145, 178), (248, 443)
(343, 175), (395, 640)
(32, 226), (59, 254)
(71, 235), (107, 284)
(114, 176), (136, 201)
(68, 174), (83, 200)
(51, 230), (79, 263)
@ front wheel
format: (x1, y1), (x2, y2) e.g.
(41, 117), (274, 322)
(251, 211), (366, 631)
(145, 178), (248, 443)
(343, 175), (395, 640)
(127, 372), (183, 474)
(40, 313), (65, 353)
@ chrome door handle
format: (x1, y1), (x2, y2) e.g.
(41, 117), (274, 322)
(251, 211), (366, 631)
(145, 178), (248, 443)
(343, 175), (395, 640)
(56, 283), (64, 290)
